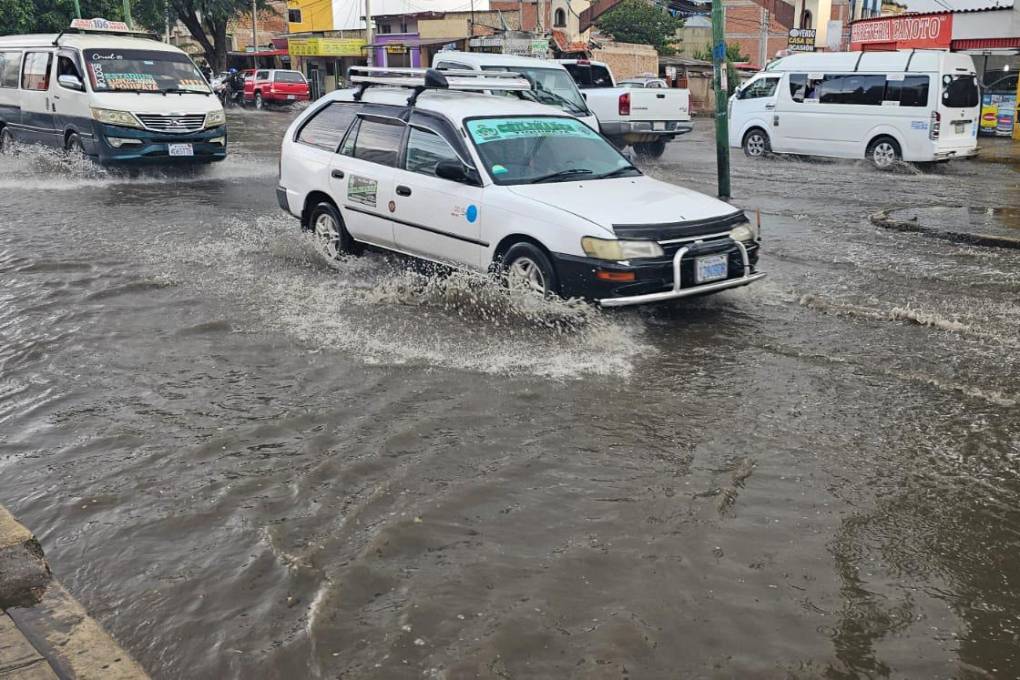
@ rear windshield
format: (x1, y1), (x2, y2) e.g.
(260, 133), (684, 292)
(942, 74), (978, 108)
(562, 63), (613, 89)
(275, 71), (305, 83)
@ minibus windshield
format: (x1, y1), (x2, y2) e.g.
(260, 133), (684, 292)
(84, 49), (210, 94)
(941, 74), (978, 108)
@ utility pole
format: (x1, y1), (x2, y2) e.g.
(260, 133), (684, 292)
(470, 0), (475, 39)
(759, 6), (768, 68)
(164, 0), (170, 43)
(122, 0), (134, 28)
(365, 0), (374, 67)
(72, 0), (82, 19)
(710, 0), (730, 199)
(251, 0), (258, 69)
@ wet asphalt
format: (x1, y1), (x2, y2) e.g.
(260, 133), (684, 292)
(1, 107), (1019, 679)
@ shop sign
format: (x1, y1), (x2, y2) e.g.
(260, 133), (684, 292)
(385, 44), (407, 54)
(787, 28), (816, 52)
(849, 13), (952, 50)
(288, 37), (367, 57)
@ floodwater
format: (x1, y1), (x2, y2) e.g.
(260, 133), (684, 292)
(1, 109), (1019, 679)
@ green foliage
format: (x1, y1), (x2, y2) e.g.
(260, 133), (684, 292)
(596, 0), (684, 56)
(0, 0), (126, 36)
(693, 42), (749, 96)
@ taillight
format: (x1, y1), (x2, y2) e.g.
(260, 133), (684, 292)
(619, 92), (630, 116)
(930, 110), (940, 140)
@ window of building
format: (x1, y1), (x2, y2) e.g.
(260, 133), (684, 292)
(554, 8), (567, 27)
(379, 23), (391, 34)
(400, 22), (408, 33)
(21, 52), (52, 91)
(801, 10), (812, 29)
(287, 8), (301, 23)
(0, 52), (23, 89)
(344, 117), (405, 167)
(405, 127), (459, 177)
(297, 102), (363, 151)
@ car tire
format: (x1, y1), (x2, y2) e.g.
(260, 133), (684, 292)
(742, 128), (770, 158)
(0, 126), (14, 154)
(309, 201), (359, 261)
(867, 136), (901, 170)
(66, 132), (86, 158)
(255, 92), (264, 110)
(499, 242), (559, 298)
(634, 139), (667, 160)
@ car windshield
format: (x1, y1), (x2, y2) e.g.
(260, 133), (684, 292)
(83, 48), (209, 93)
(480, 66), (588, 114)
(466, 116), (639, 185)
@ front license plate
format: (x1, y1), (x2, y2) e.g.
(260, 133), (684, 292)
(653, 121), (665, 130)
(168, 143), (193, 157)
(695, 254), (729, 284)
(287, 94), (295, 100)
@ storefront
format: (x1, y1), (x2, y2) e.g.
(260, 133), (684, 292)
(287, 36), (368, 97)
(850, 6), (1020, 139)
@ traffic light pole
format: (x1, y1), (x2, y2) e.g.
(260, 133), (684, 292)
(711, 0), (731, 199)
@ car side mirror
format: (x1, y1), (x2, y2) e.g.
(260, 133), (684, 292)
(435, 158), (469, 183)
(58, 74), (85, 92)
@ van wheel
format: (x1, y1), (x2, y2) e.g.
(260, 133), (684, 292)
(66, 132), (86, 158)
(255, 92), (264, 110)
(0, 127), (14, 154)
(742, 129), (770, 157)
(867, 137), (901, 170)
(500, 242), (559, 298)
(634, 139), (667, 159)
(309, 201), (358, 261)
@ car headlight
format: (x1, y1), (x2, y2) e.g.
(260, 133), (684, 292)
(205, 109), (226, 127)
(729, 223), (756, 243)
(581, 237), (664, 261)
(90, 108), (143, 129)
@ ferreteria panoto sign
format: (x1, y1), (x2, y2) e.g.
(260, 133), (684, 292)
(849, 13), (953, 50)
(787, 28), (816, 52)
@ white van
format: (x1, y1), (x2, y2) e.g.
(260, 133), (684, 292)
(0, 19), (226, 164)
(728, 49), (979, 168)
(430, 51), (599, 131)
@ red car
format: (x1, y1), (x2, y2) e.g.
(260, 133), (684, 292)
(244, 69), (310, 109)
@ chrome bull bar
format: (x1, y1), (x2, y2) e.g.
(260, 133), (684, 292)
(599, 239), (766, 308)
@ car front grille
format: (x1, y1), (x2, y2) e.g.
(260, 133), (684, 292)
(136, 114), (206, 134)
(613, 210), (748, 241)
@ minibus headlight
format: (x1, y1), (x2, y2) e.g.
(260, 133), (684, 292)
(729, 223), (755, 243)
(91, 108), (143, 129)
(205, 109), (226, 127)
(581, 237), (664, 261)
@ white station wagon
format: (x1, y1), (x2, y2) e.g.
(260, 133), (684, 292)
(276, 68), (765, 307)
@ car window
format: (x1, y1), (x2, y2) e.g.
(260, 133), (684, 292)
(297, 101), (363, 151)
(435, 62), (471, 71)
(740, 77), (779, 99)
(275, 71), (305, 83)
(563, 63), (613, 88)
(0, 52), (23, 89)
(344, 117), (404, 167)
(256, 70), (269, 80)
(404, 127), (460, 177)
(21, 52), (52, 91)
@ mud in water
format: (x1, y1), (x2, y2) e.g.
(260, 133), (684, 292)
(2, 109), (1019, 679)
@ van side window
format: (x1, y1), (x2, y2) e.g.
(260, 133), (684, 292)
(296, 101), (363, 151)
(898, 75), (929, 107)
(56, 55), (83, 86)
(0, 52), (22, 89)
(819, 74), (886, 105)
(21, 52), (52, 91)
(789, 73), (820, 102)
(739, 77), (778, 99)
(344, 117), (405, 167)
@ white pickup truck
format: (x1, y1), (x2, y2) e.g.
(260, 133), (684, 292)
(559, 59), (692, 159)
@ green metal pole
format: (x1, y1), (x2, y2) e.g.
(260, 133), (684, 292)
(710, 0), (731, 199)
(72, 0), (82, 19)
(122, 0), (134, 28)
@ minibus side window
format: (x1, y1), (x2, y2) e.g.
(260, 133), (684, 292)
(0, 52), (22, 89)
(822, 74), (886, 105)
(21, 52), (52, 91)
(789, 73), (820, 102)
(56, 54), (84, 89)
(899, 75), (930, 107)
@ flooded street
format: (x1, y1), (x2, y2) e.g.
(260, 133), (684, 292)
(2, 108), (1019, 679)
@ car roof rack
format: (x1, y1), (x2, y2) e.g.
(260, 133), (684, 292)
(348, 66), (532, 105)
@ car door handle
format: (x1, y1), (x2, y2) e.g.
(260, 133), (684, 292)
(765, 104), (775, 110)
(396, 185), (412, 197)
(331, 169), (344, 179)
(656, 93), (665, 99)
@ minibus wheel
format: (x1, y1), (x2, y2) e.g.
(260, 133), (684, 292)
(867, 136), (901, 170)
(65, 132), (86, 158)
(742, 129), (770, 158)
(309, 201), (357, 261)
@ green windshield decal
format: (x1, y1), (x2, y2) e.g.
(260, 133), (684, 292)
(467, 118), (599, 145)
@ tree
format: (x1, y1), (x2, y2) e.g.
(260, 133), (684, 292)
(1, 0), (126, 36)
(693, 43), (749, 96)
(596, 0), (684, 56)
(133, 0), (266, 71)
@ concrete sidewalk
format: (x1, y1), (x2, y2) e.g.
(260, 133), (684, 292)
(0, 506), (149, 680)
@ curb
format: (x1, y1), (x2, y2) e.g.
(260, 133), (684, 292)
(0, 505), (150, 679)
(871, 209), (1020, 250)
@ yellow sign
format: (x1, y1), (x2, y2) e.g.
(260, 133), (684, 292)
(385, 44), (407, 54)
(288, 37), (366, 57)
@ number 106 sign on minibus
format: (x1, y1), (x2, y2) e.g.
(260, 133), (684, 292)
(728, 49), (979, 169)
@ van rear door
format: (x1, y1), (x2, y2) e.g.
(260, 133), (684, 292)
(937, 72), (979, 152)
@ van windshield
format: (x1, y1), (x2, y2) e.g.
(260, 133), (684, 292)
(83, 49), (209, 93)
(941, 74), (978, 108)
(480, 65), (588, 115)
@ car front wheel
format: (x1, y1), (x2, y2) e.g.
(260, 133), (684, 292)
(500, 242), (559, 298)
(742, 129), (770, 158)
(255, 92), (264, 110)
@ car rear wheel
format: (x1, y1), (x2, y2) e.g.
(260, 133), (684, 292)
(500, 242), (559, 298)
(254, 92), (264, 110)
(867, 136), (901, 170)
(634, 139), (667, 159)
(309, 201), (358, 262)
(742, 129), (770, 158)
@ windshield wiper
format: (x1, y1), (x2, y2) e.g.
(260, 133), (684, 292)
(596, 165), (641, 179)
(161, 87), (209, 96)
(528, 168), (594, 184)
(527, 83), (587, 115)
